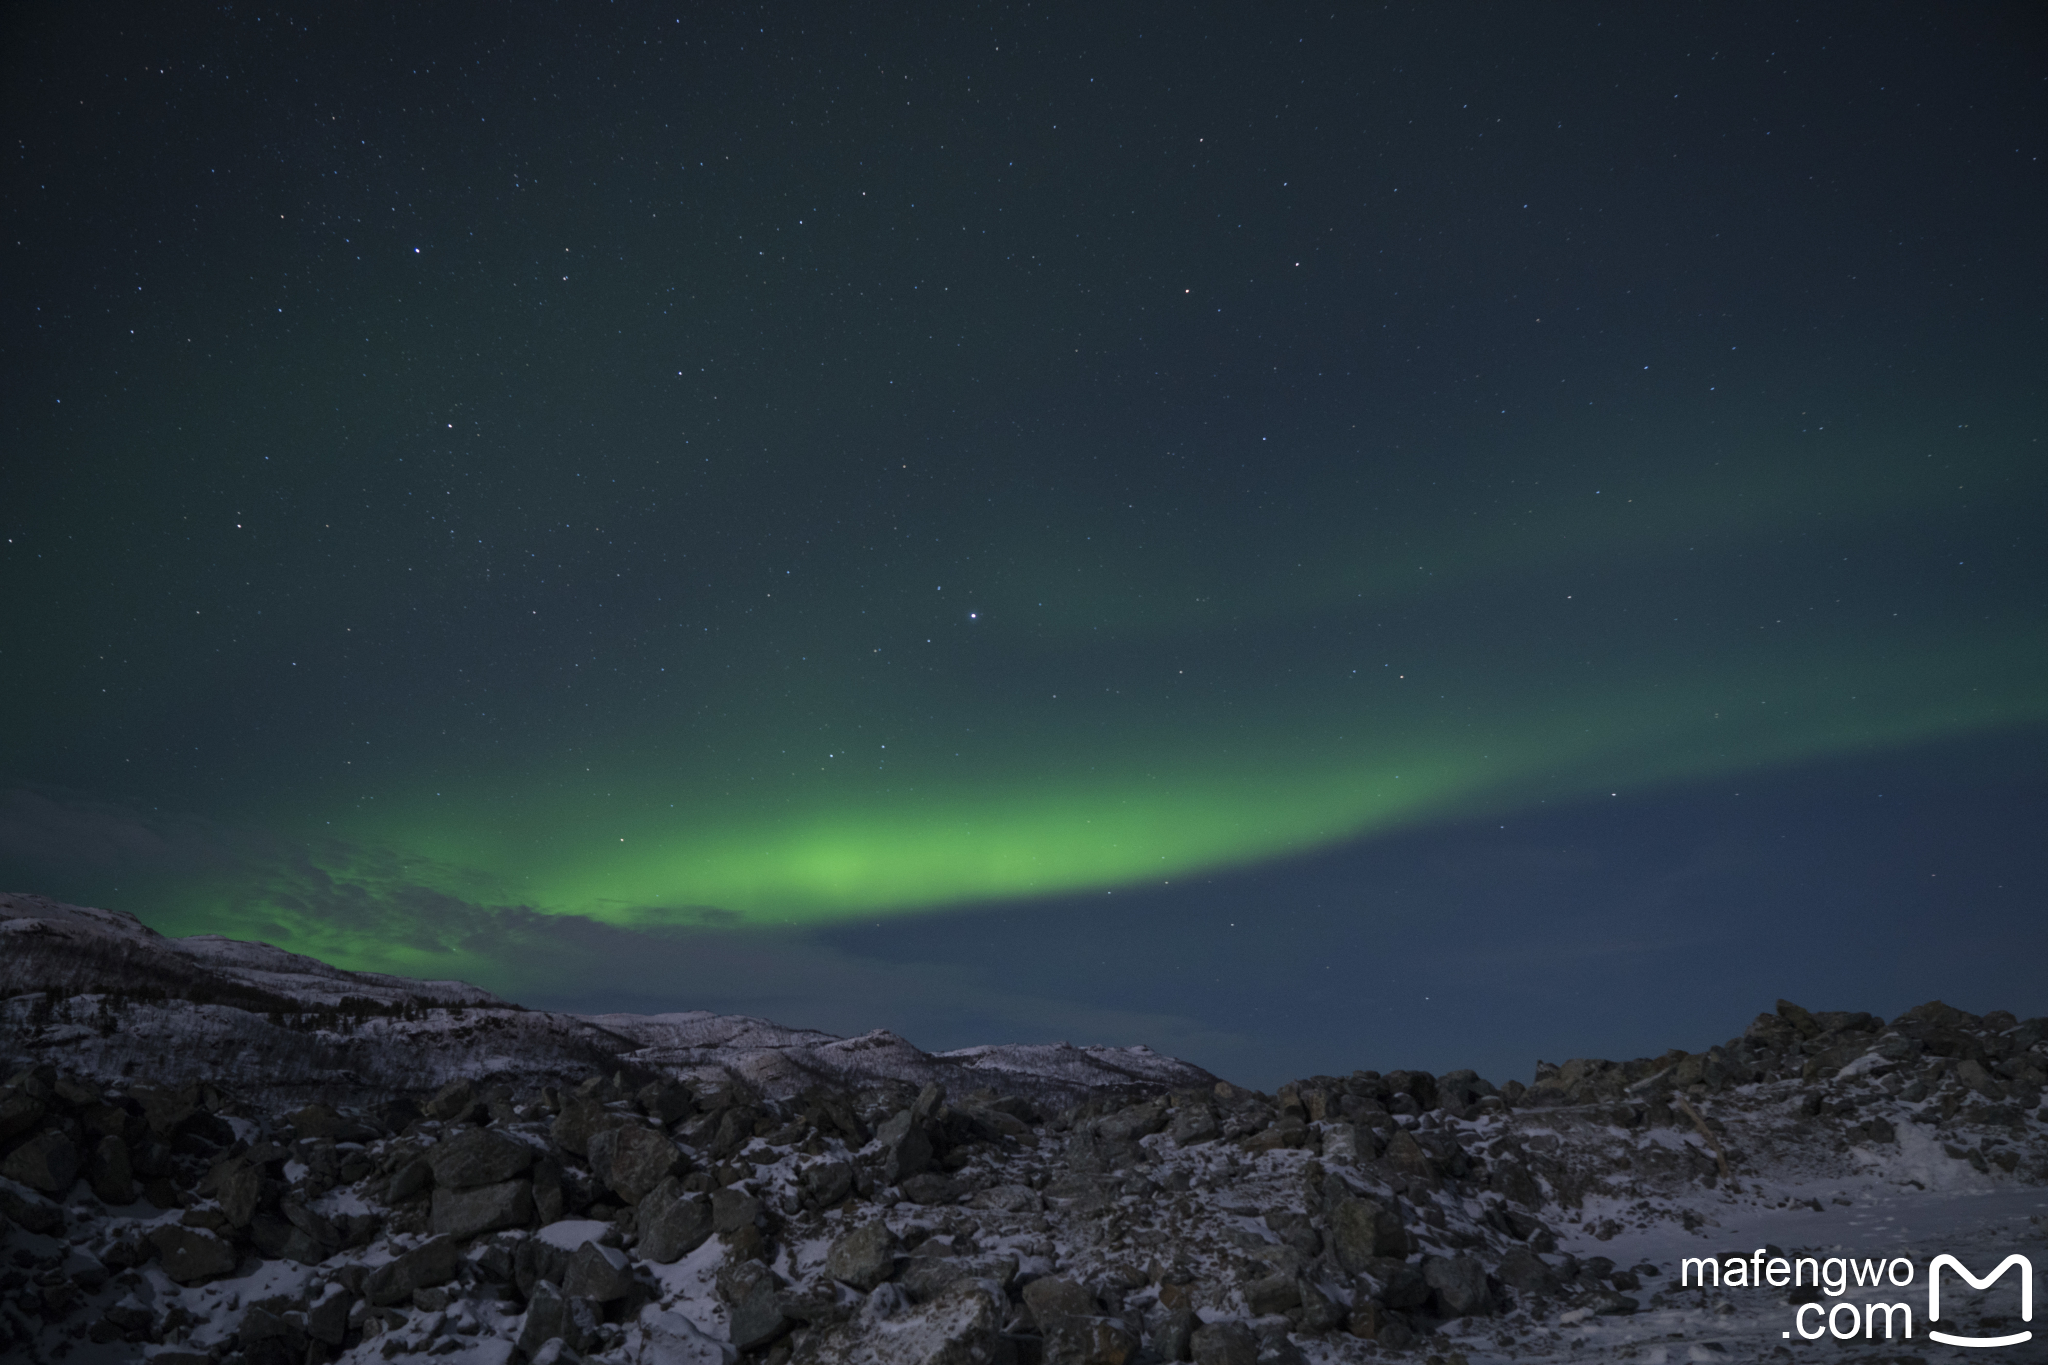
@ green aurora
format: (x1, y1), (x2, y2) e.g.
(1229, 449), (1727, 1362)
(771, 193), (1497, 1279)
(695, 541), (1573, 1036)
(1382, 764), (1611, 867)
(110, 420), (2042, 974)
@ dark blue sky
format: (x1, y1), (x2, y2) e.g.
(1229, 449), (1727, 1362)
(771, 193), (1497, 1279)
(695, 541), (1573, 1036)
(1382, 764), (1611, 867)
(3, 3), (2043, 1087)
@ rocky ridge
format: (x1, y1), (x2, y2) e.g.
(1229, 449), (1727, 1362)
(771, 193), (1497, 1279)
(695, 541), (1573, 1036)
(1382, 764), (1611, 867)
(1, 894), (2044, 1365)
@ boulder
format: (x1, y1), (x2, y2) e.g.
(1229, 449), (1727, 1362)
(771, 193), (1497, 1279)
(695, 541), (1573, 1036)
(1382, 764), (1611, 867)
(264, 1217), (337, 1273)
(1327, 1197), (1406, 1274)
(1021, 1275), (1096, 1331)
(421, 1080), (484, 1125)
(563, 1241), (635, 1302)
(711, 1187), (764, 1233)
(1, 1128), (79, 1195)
(515, 1230), (579, 1299)
(1190, 1319), (1258, 1365)
(89, 1133), (136, 1205)
(1097, 1097), (1170, 1142)
(872, 1110), (933, 1184)
(804, 1279), (1004, 1365)
(727, 1273), (794, 1352)
(1170, 1105), (1221, 1147)
(147, 1225), (237, 1284)
(1488, 1158), (1542, 1209)
(1043, 1314), (1139, 1364)
(1295, 1276), (1347, 1333)
(1366, 1261), (1432, 1312)
(386, 1156), (433, 1203)
(364, 1235), (465, 1306)
(1494, 1248), (1561, 1296)
(637, 1307), (735, 1365)
(1382, 1070), (1438, 1111)
(637, 1080), (696, 1126)
(551, 1094), (631, 1159)
(590, 1123), (684, 1204)
(1380, 1129), (1436, 1185)
(898, 1172), (962, 1206)
(516, 1280), (598, 1358)
(803, 1159), (855, 1208)
(285, 1103), (376, 1142)
(0, 1181), (63, 1234)
(305, 1282), (352, 1347)
(1243, 1268), (1301, 1316)
(1150, 1304), (1199, 1361)
(1422, 1254), (1492, 1317)
(430, 1177), (532, 1240)
(428, 1127), (534, 1189)
(637, 1179), (715, 1263)
(210, 1155), (268, 1228)
(896, 1252), (1018, 1303)
(0, 1090), (48, 1143)
(826, 1221), (900, 1292)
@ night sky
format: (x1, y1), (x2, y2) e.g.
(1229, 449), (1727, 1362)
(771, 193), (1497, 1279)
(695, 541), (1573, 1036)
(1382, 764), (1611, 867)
(4, 5), (2043, 1087)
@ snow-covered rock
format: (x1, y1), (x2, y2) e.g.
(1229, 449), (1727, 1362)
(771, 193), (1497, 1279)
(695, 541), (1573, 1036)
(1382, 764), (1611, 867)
(1, 891), (2043, 1364)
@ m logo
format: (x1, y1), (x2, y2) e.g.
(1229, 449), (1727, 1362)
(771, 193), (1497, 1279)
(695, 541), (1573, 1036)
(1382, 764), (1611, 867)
(1928, 1253), (2033, 1349)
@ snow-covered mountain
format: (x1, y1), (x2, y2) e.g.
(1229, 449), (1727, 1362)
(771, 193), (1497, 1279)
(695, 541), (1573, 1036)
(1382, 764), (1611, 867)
(1, 890), (2044, 1365)
(0, 892), (1218, 1112)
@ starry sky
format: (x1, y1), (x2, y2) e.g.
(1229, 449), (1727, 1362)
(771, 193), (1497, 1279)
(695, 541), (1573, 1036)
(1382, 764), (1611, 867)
(4, 4), (2044, 1087)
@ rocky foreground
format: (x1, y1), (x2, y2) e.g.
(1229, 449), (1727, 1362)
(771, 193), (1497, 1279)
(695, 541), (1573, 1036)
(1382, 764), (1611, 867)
(1, 895), (2045, 1365)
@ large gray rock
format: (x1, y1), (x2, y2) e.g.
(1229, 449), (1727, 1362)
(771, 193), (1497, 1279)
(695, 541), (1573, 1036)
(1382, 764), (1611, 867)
(590, 1123), (684, 1205)
(1150, 1305), (1199, 1361)
(826, 1221), (900, 1292)
(215, 1158), (269, 1228)
(637, 1080), (696, 1126)
(1243, 1270), (1300, 1316)
(803, 1159), (855, 1208)
(1380, 1128), (1437, 1186)
(563, 1241), (635, 1302)
(1043, 1314), (1140, 1364)
(364, 1235), (465, 1306)
(516, 1279), (598, 1358)
(305, 1282), (353, 1347)
(514, 1233), (576, 1300)
(422, 1080), (484, 1124)
(727, 1272), (794, 1352)
(899, 1172), (963, 1206)
(1, 1128), (79, 1195)
(1097, 1097), (1170, 1142)
(1327, 1197), (1406, 1273)
(637, 1179), (715, 1263)
(1023, 1273), (1135, 1363)
(89, 1133), (135, 1205)
(1171, 1104), (1221, 1147)
(871, 1110), (933, 1184)
(1494, 1248), (1561, 1296)
(1021, 1275), (1095, 1330)
(0, 1090), (47, 1143)
(790, 1279), (1003, 1365)
(0, 1181), (61, 1234)
(245, 1213), (315, 1266)
(637, 1307), (735, 1365)
(386, 1156), (433, 1203)
(430, 1178), (532, 1239)
(710, 1187), (764, 1234)
(1422, 1254), (1492, 1318)
(147, 1225), (237, 1284)
(428, 1127), (533, 1189)
(1489, 1158), (1542, 1208)
(897, 1253), (1018, 1304)
(551, 1094), (631, 1158)
(1189, 1320), (1258, 1365)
